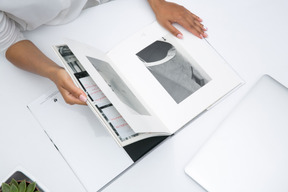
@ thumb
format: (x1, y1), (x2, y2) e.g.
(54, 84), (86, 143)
(63, 77), (87, 103)
(56, 73), (87, 105)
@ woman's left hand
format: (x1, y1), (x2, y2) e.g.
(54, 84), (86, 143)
(148, 0), (207, 39)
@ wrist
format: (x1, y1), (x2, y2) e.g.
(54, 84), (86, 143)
(46, 65), (64, 83)
(148, 0), (165, 11)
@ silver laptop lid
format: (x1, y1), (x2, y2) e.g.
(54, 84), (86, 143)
(185, 75), (288, 192)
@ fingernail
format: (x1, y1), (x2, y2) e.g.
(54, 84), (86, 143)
(177, 34), (183, 39)
(203, 33), (208, 38)
(79, 94), (87, 103)
(204, 26), (208, 30)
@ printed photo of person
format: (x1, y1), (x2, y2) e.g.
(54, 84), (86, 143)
(136, 38), (211, 104)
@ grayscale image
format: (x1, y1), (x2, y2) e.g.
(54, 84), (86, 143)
(136, 39), (211, 104)
(58, 45), (85, 73)
(87, 56), (150, 115)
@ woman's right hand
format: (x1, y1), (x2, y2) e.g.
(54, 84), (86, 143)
(6, 40), (87, 105)
(50, 67), (87, 105)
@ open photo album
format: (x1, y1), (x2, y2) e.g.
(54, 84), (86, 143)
(53, 22), (242, 147)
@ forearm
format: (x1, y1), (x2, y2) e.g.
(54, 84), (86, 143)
(5, 40), (61, 82)
(6, 39), (87, 105)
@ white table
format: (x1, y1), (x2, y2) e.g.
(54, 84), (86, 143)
(1, 0), (287, 191)
(0, 50), (86, 191)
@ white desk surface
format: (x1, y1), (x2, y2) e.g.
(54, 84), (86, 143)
(1, 0), (287, 191)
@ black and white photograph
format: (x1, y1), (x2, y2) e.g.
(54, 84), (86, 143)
(87, 56), (150, 115)
(136, 37), (211, 104)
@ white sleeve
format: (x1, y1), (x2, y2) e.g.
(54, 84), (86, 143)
(0, 11), (25, 53)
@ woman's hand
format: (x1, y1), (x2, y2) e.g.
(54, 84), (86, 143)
(6, 40), (87, 105)
(148, 0), (207, 39)
(50, 68), (87, 105)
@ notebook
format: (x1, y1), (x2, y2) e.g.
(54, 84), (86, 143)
(185, 74), (288, 192)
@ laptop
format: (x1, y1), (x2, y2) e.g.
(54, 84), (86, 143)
(185, 74), (288, 192)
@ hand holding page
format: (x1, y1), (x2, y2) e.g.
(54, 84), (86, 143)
(53, 22), (242, 147)
(54, 45), (163, 147)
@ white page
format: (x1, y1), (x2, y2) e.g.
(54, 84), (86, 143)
(108, 22), (242, 133)
(65, 39), (170, 134)
(28, 88), (133, 192)
(79, 76), (110, 107)
(77, 75), (141, 143)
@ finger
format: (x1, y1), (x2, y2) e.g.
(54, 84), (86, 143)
(188, 12), (208, 32)
(189, 12), (203, 22)
(58, 75), (87, 105)
(194, 20), (206, 31)
(59, 88), (87, 105)
(62, 76), (87, 101)
(183, 15), (208, 38)
(190, 21), (207, 37)
(177, 19), (203, 39)
(162, 21), (183, 39)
